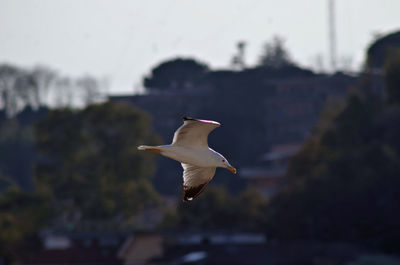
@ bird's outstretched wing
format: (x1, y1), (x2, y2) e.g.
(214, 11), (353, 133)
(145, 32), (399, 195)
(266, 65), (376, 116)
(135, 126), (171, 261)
(172, 117), (220, 148)
(181, 163), (216, 201)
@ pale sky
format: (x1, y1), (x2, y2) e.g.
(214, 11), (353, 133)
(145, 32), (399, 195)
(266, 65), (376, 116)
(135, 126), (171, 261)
(1, 0), (399, 94)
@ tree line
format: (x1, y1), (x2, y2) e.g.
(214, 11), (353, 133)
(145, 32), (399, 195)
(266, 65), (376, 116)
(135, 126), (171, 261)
(265, 42), (400, 253)
(142, 31), (400, 254)
(1, 31), (400, 263)
(0, 64), (105, 117)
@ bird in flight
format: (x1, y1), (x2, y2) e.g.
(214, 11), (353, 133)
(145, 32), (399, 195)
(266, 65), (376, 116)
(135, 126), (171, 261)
(138, 117), (236, 201)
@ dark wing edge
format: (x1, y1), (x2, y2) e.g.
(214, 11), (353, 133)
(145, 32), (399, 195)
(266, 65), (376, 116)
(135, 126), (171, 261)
(183, 182), (210, 202)
(182, 116), (221, 126)
(183, 116), (196, 121)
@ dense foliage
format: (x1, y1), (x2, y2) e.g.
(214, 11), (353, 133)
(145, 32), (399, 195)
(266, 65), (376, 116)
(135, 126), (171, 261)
(266, 49), (400, 253)
(0, 187), (51, 262)
(34, 102), (162, 223)
(143, 58), (209, 91)
(1, 30), (400, 263)
(160, 185), (267, 230)
(258, 36), (295, 68)
(0, 102), (162, 261)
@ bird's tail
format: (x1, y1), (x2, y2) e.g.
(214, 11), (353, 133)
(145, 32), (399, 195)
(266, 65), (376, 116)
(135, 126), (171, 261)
(137, 145), (163, 154)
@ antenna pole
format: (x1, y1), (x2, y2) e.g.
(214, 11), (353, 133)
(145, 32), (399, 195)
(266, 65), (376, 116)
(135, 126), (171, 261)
(328, 0), (337, 72)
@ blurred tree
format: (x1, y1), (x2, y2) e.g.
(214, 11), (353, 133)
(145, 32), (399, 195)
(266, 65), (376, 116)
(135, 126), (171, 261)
(30, 66), (57, 107)
(178, 186), (235, 229)
(13, 72), (39, 109)
(34, 102), (162, 226)
(0, 63), (108, 116)
(384, 48), (400, 105)
(0, 117), (35, 190)
(0, 172), (14, 191)
(266, 56), (400, 252)
(235, 186), (268, 229)
(258, 36), (295, 69)
(367, 30), (400, 70)
(267, 95), (377, 238)
(0, 65), (54, 116)
(231, 41), (247, 70)
(52, 77), (75, 108)
(0, 64), (21, 117)
(143, 58), (209, 91)
(76, 75), (104, 105)
(0, 186), (51, 263)
(175, 185), (267, 230)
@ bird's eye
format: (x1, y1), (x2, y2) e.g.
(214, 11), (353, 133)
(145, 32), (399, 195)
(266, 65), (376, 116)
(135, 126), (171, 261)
(222, 159), (225, 162)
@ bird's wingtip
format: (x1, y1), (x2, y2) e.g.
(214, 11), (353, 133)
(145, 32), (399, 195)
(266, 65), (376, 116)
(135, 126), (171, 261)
(183, 183), (208, 202)
(183, 116), (195, 121)
(182, 116), (220, 126)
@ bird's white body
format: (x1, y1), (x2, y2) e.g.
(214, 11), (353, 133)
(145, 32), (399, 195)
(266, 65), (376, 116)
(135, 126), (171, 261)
(138, 117), (236, 201)
(156, 145), (222, 168)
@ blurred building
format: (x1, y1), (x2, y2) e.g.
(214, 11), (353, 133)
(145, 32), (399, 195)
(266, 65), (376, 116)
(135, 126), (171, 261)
(22, 230), (368, 265)
(240, 143), (301, 197)
(118, 233), (163, 265)
(150, 232), (364, 265)
(263, 74), (352, 145)
(110, 88), (210, 143)
(109, 70), (357, 196)
(23, 231), (127, 265)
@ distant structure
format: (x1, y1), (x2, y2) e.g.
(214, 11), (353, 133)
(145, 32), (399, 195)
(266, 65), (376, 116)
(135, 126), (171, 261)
(231, 41), (246, 70)
(241, 143), (301, 197)
(328, 0), (337, 72)
(109, 70), (357, 197)
(240, 73), (355, 197)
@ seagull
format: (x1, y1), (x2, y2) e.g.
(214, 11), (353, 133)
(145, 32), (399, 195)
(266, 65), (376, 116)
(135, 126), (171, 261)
(138, 117), (236, 201)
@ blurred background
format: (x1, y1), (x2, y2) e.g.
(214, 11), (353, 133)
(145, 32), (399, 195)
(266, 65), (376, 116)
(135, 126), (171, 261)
(1, 0), (400, 264)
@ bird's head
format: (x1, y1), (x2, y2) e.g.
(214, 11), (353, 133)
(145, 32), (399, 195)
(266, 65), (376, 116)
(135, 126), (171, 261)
(217, 155), (237, 174)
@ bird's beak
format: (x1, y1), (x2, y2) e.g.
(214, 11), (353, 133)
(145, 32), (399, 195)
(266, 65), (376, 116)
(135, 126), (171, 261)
(226, 165), (237, 174)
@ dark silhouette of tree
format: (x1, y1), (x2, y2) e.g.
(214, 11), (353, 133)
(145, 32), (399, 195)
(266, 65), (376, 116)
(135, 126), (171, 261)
(0, 171), (14, 191)
(265, 44), (400, 253)
(174, 185), (267, 230)
(0, 65), (55, 116)
(178, 186), (235, 229)
(0, 113), (38, 190)
(143, 58), (209, 91)
(0, 187), (51, 263)
(384, 48), (400, 105)
(367, 30), (400, 70)
(231, 41), (247, 70)
(0, 63), (107, 116)
(258, 36), (295, 69)
(0, 64), (21, 117)
(30, 66), (57, 107)
(76, 75), (104, 105)
(34, 102), (161, 226)
(52, 77), (75, 107)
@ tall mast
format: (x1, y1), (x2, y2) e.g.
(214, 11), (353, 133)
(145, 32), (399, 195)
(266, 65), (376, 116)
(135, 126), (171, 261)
(328, 0), (337, 72)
